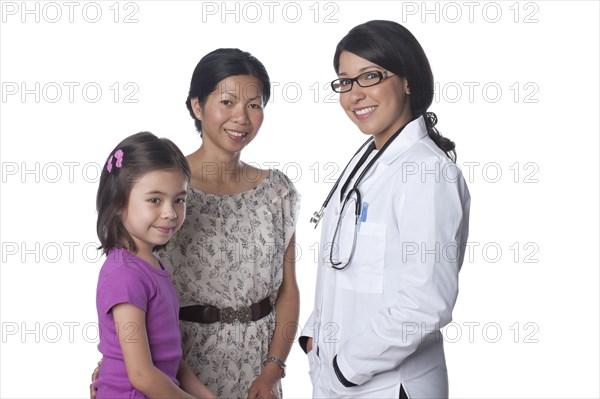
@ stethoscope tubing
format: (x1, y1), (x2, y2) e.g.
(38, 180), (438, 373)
(329, 187), (362, 269)
(310, 137), (374, 228)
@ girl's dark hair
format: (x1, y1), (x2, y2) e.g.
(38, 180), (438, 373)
(334, 20), (457, 161)
(185, 48), (271, 135)
(96, 132), (191, 255)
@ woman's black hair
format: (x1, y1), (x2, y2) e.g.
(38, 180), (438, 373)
(185, 48), (271, 135)
(96, 132), (191, 255)
(334, 20), (457, 161)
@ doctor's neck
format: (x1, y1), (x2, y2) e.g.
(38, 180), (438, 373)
(371, 114), (414, 149)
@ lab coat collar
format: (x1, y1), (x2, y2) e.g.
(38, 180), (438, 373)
(341, 116), (428, 191)
(377, 116), (428, 166)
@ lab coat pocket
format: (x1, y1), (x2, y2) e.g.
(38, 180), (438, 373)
(307, 347), (321, 386)
(337, 221), (387, 294)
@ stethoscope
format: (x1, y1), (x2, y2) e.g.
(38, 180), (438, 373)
(310, 119), (416, 269)
(309, 137), (373, 228)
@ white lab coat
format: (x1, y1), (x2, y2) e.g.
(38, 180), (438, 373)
(301, 116), (470, 398)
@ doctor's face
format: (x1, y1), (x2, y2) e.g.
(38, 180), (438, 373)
(337, 51), (412, 149)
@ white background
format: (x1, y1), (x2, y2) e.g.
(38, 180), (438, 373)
(1, 1), (598, 398)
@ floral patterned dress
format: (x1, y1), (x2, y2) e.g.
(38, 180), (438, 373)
(157, 169), (299, 398)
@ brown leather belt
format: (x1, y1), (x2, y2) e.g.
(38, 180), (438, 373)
(179, 297), (272, 324)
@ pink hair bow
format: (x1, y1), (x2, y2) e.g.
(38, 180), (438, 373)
(106, 149), (124, 173)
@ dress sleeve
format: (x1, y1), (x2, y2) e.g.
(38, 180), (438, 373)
(274, 169), (301, 249)
(97, 264), (153, 315)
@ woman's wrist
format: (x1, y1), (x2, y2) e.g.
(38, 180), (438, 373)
(262, 357), (285, 379)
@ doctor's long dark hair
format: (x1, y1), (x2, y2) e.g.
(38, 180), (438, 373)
(334, 20), (457, 162)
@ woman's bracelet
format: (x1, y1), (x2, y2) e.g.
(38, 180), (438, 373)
(263, 355), (286, 378)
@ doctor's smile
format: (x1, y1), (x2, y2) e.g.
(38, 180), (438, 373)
(353, 105), (377, 118)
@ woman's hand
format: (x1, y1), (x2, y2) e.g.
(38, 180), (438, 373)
(247, 234), (298, 398)
(307, 337), (313, 354)
(246, 364), (281, 399)
(89, 359), (102, 399)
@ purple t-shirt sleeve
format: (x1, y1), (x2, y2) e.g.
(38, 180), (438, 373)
(95, 249), (182, 397)
(97, 264), (153, 315)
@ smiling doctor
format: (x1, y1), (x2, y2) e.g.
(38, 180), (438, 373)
(300, 20), (471, 398)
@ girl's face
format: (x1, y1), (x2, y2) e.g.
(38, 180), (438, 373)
(337, 51), (412, 148)
(120, 169), (188, 259)
(192, 74), (264, 156)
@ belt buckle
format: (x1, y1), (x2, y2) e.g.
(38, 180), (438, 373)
(221, 306), (252, 323)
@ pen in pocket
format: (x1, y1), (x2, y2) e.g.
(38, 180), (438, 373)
(358, 202), (368, 231)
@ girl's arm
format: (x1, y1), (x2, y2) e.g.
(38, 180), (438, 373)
(112, 303), (195, 399)
(247, 233), (300, 399)
(177, 360), (217, 399)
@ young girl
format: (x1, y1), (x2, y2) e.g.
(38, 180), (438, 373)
(94, 132), (216, 399)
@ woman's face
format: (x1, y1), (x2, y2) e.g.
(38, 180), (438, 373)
(192, 74), (264, 156)
(337, 51), (412, 148)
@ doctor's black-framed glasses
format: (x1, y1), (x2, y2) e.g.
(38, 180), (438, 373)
(330, 70), (396, 93)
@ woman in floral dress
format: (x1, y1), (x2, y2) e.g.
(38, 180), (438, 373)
(158, 48), (300, 399)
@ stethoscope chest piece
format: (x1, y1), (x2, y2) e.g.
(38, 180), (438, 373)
(310, 210), (323, 227)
